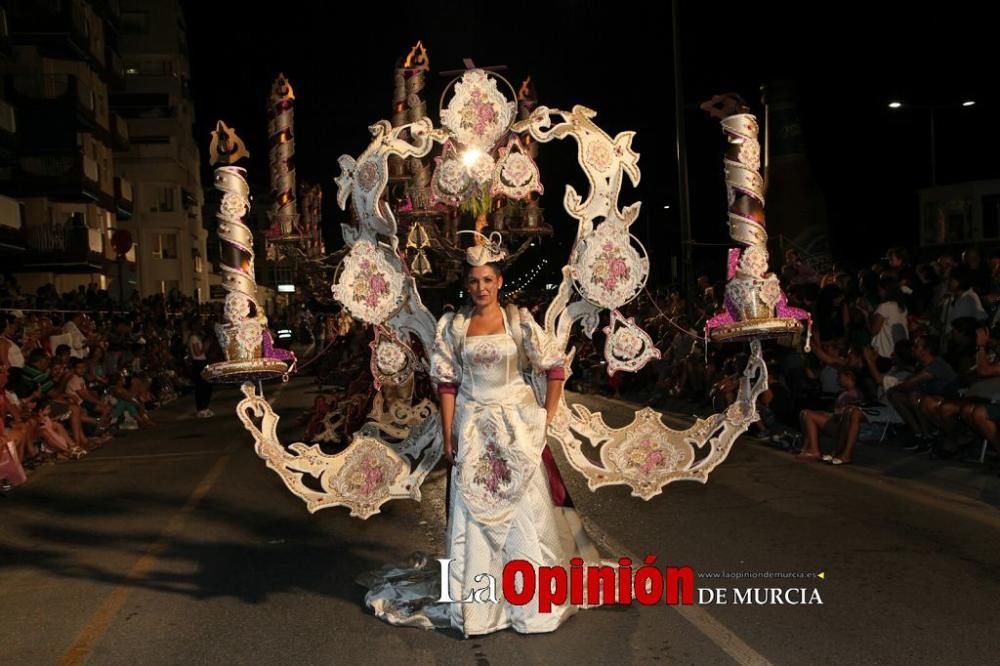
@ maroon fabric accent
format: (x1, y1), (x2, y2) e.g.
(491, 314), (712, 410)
(437, 383), (458, 395)
(546, 366), (566, 381)
(541, 445), (569, 507)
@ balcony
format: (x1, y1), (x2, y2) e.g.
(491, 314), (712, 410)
(8, 0), (91, 62)
(131, 139), (180, 162)
(114, 175), (132, 218)
(21, 218), (104, 271)
(0, 194), (26, 254)
(110, 112), (128, 150)
(4, 74), (97, 131)
(104, 45), (125, 88)
(10, 152), (100, 202)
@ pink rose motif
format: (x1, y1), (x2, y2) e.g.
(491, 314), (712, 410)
(640, 449), (665, 475)
(359, 457), (385, 496)
(368, 273), (387, 294)
(475, 439), (512, 497)
(610, 257), (628, 279)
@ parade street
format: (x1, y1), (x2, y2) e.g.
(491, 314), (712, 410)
(2, 378), (997, 665)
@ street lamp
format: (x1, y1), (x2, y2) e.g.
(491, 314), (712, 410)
(888, 100), (977, 186)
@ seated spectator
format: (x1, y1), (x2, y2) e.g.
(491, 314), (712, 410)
(797, 367), (864, 464)
(886, 334), (959, 452)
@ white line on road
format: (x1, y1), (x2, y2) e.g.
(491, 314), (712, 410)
(578, 513), (774, 666)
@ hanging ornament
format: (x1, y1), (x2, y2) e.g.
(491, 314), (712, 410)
(369, 326), (418, 389)
(602, 309), (661, 375)
(410, 249), (432, 275)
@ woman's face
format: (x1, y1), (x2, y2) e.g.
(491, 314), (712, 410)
(466, 266), (502, 308)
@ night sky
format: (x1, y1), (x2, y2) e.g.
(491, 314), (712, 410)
(183, 1), (996, 283)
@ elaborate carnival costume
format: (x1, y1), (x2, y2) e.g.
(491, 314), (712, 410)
(214, 57), (810, 637)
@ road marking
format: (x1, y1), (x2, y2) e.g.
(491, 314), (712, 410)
(57, 451), (232, 666)
(578, 513), (774, 666)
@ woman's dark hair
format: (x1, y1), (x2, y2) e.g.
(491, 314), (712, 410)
(462, 261), (504, 280)
(27, 348), (48, 365)
(878, 275), (907, 311)
(950, 265), (973, 292)
(887, 247), (910, 265)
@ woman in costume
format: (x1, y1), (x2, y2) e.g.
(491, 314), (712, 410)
(364, 233), (598, 636)
(432, 235), (600, 635)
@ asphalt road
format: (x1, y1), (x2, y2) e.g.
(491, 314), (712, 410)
(2, 380), (997, 665)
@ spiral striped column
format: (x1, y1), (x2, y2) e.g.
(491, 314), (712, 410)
(203, 121), (290, 383)
(268, 73), (299, 239)
(705, 110), (810, 344)
(216, 166), (258, 309)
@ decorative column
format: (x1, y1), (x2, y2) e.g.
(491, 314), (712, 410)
(299, 181), (324, 260)
(403, 41), (432, 211)
(203, 120), (293, 383)
(701, 94), (811, 346)
(267, 73), (299, 240)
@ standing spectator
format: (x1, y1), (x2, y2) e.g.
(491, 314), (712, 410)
(187, 320), (213, 418)
(868, 276), (909, 369)
(941, 267), (987, 341)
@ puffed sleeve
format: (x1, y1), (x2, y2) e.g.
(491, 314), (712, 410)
(429, 312), (461, 395)
(519, 307), (566, 380)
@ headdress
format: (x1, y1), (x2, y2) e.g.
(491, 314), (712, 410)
(458, 230), (506, 266)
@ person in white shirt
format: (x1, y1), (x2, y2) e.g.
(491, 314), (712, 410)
(941, 268), (987, 352)
(868, 276), (910, 366)
(0, 315), (24, 369)
(187, 321), (214, 418)
(62, 313), (90, 359)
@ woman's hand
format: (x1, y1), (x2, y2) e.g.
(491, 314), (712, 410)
(443, 433), (455, 465)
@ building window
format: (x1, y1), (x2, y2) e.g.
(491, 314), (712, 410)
(160, 280), (180, 294)
(922, 198), (973, 246)
(152, 233), (178, 259)
(152, 186), (175, 212)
